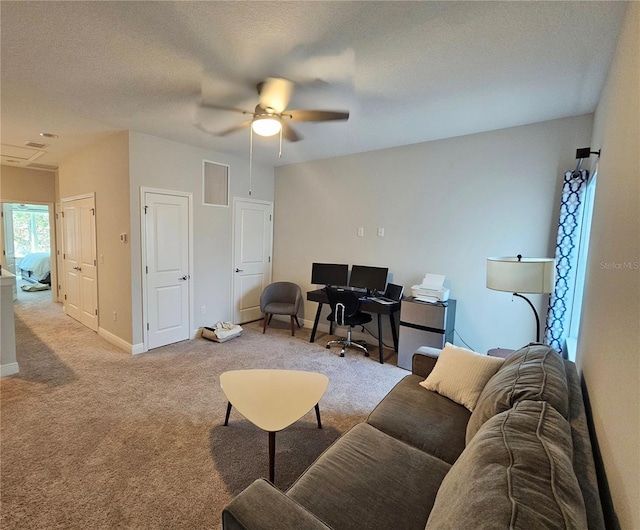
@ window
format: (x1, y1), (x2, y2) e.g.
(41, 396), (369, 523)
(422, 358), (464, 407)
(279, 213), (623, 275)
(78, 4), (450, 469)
(203, 160), (229, 207)
(565, 169), (597, 360)
(12, 206), (50, 257)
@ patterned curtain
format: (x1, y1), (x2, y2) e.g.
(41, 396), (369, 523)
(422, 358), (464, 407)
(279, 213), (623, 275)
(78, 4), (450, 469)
(544, 170), (588, 355)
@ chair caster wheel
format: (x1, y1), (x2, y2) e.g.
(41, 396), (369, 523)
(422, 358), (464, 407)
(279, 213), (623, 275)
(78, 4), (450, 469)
(326, 345), (330, 349)
(340, 352), (345, 357)
(365, 353), (370, 357)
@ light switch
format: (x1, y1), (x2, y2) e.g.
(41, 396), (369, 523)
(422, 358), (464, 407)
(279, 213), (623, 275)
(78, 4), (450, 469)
(357, 227), (364, 237)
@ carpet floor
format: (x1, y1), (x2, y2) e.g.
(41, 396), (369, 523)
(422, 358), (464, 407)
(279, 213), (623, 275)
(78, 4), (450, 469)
(1, 291), (407, 529)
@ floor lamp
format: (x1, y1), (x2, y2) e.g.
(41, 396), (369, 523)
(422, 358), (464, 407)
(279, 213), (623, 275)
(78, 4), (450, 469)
(486, 255), (555, 343)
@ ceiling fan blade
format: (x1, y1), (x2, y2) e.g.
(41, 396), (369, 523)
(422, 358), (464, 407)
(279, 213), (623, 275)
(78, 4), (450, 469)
(195, 121), (251, 137)
(258, 77), (294, 114)
(282, 122), (302, 142)
(286, 110), (349, 122)
(198, 102), (252, 115)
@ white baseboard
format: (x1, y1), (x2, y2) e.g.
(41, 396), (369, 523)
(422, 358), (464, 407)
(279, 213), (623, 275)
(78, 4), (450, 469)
(131, 343), (145, 355)
(1, 362), (20, 377)
(98, 327), (140, 355)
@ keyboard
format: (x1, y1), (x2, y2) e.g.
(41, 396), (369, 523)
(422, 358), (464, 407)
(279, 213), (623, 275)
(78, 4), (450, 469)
(370, 297), (395, 304)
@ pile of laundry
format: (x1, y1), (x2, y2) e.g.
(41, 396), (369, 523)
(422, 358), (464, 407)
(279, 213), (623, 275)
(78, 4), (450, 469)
(201, 321), (243, 343)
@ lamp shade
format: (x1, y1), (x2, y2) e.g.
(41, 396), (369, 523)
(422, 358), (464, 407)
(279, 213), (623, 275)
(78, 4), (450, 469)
(486, 257), (555, 294)
(252, 116), (282, 137)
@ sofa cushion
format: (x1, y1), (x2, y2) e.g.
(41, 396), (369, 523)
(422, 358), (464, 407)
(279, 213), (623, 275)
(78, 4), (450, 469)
(466, 343), (569, 443)
(419, 342), (504, 411)
(367, 375), (470, 465)
(287, 422), (451, 530)
(426, 400), (588, 530)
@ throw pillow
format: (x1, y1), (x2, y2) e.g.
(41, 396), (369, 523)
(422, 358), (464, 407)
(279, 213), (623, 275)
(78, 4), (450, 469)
(419, 343), (504, 411)
(426, 400), (588, 530)
(466, 343), (568, 444)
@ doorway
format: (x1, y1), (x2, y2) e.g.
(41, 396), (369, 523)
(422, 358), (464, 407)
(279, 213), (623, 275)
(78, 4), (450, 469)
(232, 198), (273, 324)
(61, 194), (98, 332)
(1, 202), (54, 300)
(141, 188), (193, 351)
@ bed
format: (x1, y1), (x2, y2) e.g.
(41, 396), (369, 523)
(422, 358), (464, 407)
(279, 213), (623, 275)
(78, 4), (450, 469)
(19, 252), (51, 284)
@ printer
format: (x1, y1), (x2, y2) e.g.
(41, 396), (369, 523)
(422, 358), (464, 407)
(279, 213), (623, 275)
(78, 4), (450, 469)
(411, 273), (450, 303)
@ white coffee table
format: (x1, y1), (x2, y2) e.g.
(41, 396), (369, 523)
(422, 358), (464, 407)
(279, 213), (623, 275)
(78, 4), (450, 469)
(220, 369), (329, 483)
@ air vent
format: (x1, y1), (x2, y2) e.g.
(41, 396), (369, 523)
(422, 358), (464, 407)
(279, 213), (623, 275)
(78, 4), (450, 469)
(25, 141), (48, 149)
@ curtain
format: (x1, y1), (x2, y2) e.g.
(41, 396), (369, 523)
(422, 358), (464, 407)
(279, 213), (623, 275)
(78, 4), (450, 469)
(544, 169), (588, 356)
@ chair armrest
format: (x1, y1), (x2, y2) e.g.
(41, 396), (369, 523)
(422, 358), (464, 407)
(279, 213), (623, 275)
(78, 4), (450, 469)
(412, 347), (442, 378)
(222, 479), (332, 530)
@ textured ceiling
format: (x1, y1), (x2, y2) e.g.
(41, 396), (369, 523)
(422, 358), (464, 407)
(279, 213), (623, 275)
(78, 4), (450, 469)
(0, 1), (628, 169)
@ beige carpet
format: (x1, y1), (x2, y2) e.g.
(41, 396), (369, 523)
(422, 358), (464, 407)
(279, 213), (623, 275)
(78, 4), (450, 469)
(1, 291), (407, 529)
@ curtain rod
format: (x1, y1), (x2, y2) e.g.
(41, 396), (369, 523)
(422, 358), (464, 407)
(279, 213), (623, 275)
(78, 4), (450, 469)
(572, 147), (601, 175)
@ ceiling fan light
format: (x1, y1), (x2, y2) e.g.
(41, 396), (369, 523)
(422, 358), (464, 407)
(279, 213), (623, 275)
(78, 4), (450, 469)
(252, 116), (282, 137)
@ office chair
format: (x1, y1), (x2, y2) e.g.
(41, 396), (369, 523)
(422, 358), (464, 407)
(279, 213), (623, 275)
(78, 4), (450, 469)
(325, 287), (373, 357)
(260, 282), (302, 336)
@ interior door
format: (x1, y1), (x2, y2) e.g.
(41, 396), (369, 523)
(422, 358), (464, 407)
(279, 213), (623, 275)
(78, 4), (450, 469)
(62, 196), (98, 331)
(1, 204), (17, 299)
(233, 199), (273, 324)
(144, 191), (190, 350)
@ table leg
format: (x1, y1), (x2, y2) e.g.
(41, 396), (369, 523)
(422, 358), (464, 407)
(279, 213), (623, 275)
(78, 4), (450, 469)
(389, 312), (399, 352)
(224, 402), (232, 426)
(315, 403), (323, 429)
(269, 431), (276, 483)
(310, 303), (323, 343)
(377, 314), (384, 364)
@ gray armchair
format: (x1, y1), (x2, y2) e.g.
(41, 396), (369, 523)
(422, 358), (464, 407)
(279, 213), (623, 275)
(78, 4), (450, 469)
(259, 282), (302, 336)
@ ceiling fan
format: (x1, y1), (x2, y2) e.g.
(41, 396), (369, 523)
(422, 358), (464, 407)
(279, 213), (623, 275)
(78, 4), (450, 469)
(197, 77), (349, 142)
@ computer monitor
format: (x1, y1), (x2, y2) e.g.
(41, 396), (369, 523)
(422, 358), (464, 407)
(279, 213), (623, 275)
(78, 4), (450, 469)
(348, 265), (389, 294)
(311, 263), (349, 287)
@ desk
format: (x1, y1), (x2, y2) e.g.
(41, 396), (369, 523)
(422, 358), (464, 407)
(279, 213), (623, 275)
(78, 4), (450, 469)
(307, 289), (400, 364)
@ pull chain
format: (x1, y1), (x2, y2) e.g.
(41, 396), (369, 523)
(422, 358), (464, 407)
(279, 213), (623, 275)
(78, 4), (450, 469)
(249, 127), (253, 196)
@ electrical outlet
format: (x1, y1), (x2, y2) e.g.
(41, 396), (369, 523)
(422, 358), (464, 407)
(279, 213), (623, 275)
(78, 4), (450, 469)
(201, 305), (206, 315)
(377, 228), (385, 237)
(357, 227), (364, 237)
(112, 311), (117, 321)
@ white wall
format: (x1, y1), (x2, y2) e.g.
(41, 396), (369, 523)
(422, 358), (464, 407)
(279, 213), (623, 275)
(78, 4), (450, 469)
(274, 114), (593, 355)
(578, 3), (640, 528)
(128, 132), (274, 346)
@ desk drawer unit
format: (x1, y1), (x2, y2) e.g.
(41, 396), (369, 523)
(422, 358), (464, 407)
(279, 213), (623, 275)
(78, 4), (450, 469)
(397, 299), (456, 370)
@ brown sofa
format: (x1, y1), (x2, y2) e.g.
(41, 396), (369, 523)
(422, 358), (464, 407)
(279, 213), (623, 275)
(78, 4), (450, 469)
(222, 344), (605, 529)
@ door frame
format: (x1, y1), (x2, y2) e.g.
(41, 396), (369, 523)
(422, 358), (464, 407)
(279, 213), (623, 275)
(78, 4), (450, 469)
(1, 199), (58, 303)
(231, 197), (274, 323)
(140, 187), (194, 353)
(61, 192), (98, 329)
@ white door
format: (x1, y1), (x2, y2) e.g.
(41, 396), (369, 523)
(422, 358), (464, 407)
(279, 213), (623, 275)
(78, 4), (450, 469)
(1, 204), (17, 299)
(144, 191), (191, 350)
(233, 199), (273, 324)
(62, 196), (98, 331)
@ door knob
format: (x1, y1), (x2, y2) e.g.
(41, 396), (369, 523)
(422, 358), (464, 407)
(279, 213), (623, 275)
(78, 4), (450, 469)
(235, 268), (244, 273)
(178, 275), (188, 281)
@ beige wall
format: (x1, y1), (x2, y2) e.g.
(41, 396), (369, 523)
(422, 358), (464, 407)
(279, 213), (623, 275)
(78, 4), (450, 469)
(578, 3), (640, 528)
(128, 131), (274, 346)
(0, 165), (58, 300)
(58, 131), (133, 344)
(274, 114), (593, 355)
(0, 165), (56, 204)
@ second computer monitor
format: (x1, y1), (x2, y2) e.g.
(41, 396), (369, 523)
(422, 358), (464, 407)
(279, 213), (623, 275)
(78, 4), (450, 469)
(311, 263), (349, 287)
(349, 265), (389, 294)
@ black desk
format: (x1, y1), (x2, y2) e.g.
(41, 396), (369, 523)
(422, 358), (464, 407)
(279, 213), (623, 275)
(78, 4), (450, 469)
(306, 289), (400, 364)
